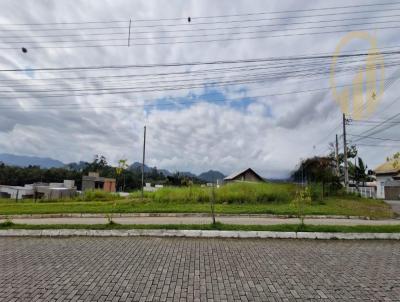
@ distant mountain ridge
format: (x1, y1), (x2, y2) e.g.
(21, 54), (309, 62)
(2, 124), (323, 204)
(0, 153), (65, 168)
(129, 162), (224, 181)
(198, 170), (226, 183)
(0, 154), (225, 180)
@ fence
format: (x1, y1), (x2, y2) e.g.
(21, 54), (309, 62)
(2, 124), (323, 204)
(347, 186), (376, 199)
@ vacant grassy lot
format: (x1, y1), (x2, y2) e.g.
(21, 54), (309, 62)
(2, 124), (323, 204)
(0, 183), (394, 218)
(135, 182), (297, 204)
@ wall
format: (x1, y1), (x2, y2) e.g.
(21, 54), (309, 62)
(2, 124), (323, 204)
(0, 186), (33, 200)
(103, 180), (116, 192)
(82, 180), (95, 192)
(347, 186), (376, 199)
(384, 186), (400, 200)
(376, 175), (393, 199)
(231, 170), (262, 182)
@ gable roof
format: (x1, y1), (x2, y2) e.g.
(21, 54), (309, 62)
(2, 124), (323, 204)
(224, 168), (264, 181)
(374, 160), (400, 175)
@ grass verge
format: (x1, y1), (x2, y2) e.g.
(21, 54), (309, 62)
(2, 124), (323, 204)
(1, 221), (399, 233)
(0, 196), (394, 219)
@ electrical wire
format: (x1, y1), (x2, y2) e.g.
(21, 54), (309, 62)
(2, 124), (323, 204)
(348, 134), (400, 142)
(1, 1), (399, 26)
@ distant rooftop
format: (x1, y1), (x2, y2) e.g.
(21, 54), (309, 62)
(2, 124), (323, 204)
(224, 168), (264, 181)
(374, 160), (400, 175)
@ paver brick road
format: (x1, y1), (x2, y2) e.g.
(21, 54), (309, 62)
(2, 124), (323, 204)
(0, 237), (399, 301)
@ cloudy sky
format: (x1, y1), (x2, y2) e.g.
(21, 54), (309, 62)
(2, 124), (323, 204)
(0, 0), (399, 178)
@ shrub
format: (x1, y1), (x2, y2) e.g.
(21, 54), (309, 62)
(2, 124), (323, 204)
(76, 190), (121, 202)
(291, 186), (312, 225)
(150, 182), (296, 204)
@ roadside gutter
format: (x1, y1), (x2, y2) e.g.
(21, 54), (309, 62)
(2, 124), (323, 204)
(0, 229), (399, 240)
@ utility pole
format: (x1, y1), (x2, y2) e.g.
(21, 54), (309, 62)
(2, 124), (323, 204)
(335, 134), (340, 176)
(342, 113), (349, 188)
(128, 19), (132, 47)
(141, 125), (146, 199)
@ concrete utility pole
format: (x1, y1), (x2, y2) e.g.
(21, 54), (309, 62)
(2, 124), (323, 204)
(335, 134), (340, 176)
(141, 125), (146, 199)
(342, 113), (349, 188)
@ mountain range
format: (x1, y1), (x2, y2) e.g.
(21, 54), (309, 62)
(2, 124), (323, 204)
(129, 162), (224, 182)
(0, 153), (65, 169)
(0, 153), (226, 182)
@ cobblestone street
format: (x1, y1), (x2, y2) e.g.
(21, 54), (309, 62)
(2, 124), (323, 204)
(0, 237), (399, 301)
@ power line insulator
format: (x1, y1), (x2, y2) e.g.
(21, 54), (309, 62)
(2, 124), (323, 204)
(21, 47), (28, 53)
(187, 17), (191, 23)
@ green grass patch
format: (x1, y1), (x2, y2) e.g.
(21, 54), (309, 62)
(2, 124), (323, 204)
(0, 221), (399, 233)
(0, 183), (394, 219)
(75, 190), (124, 202)
(150, 182), (296, 204)
(0, 196), (394, 218)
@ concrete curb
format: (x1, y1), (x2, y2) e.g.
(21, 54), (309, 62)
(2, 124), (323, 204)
(0, 229), (399, 240)
(0, 213), (384, 220)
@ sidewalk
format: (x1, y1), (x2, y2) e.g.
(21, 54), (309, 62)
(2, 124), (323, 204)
(386, 200), (400, 215)
(2, 215), (399, 226)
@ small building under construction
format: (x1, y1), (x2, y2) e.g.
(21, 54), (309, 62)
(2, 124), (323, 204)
(82, 172), (116, 192)
(0, 180), (77, 200)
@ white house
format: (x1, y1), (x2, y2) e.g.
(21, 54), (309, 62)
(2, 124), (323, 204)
(0, 185), (34, 200)
(374, 160), (400, 199)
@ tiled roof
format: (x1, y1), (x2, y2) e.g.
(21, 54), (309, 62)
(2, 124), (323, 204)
(374, 160), (400, 175)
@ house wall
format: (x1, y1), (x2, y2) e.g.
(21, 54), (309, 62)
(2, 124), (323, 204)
(384, 186), (400, 200)
(376, 175), (393, 199)
(227, 171), (262, 183)
(37, 187), (77, 200)
(103, 180), (116, 192)
(82, 179), (95, 192)
(0, 186), (34, 200)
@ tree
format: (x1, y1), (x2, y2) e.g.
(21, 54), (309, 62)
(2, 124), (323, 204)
(387, 152), (400, 168)
(349, 157), (371, 188)
(85, 155), (108, 174)
(291, 186), (312, 226)
(291, 156), (340, 198)
(329, 144), (358, 177)
(328, 144), (372, 187)
(116, 159), (128, 191)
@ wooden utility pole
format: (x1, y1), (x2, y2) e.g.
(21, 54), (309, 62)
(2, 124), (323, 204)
(342, 113), (349, 188)
(141, 125), (146, 199)
(335, 134), (340, 176)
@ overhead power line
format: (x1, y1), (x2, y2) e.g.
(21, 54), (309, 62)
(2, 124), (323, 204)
(0, 55), (396, 90)
(3, 19), (400, 45)
(2, 13), (400, 40)
(1, 24), (400, 50)
(352, 143), (400, 148)
(1, 49), (399, 72)
(348, 134), (400, 142)
(1, 2), (399, 27)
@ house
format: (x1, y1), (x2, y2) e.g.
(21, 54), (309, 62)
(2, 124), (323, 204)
(374, 160), (400, 199)
(82, 172), (116, 192)
(224, 168), (264, 183)
(143, 183), (164, 192)
(0, 180), (77, 200)
(0, 185), (34, 200)
(35, 180), (77, 200)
